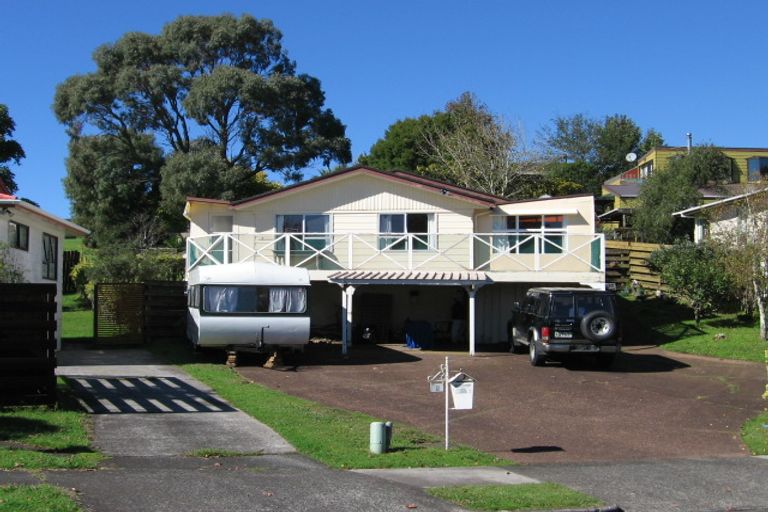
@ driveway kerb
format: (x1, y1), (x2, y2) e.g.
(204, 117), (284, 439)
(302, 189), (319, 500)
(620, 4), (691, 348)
(352, 466), (540, 487)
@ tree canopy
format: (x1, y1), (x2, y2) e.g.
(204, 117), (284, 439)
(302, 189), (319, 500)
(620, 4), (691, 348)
(632, 145), (734, 243)
(0, 104), (25, 194)
(537, 113), (664, 195)
(55, 14), (351, 244)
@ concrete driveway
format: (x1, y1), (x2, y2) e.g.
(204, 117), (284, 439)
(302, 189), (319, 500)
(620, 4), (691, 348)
(235, 342), (766, 464)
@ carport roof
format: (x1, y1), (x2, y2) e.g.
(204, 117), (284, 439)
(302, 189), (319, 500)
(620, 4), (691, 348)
(327, 270), (490, 286)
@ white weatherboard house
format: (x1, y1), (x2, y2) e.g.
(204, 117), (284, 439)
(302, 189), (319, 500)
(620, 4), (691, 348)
(0, 179), (89, 346)
(184, 166), (606, 355)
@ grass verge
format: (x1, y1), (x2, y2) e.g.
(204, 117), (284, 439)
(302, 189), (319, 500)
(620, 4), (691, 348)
(741, 409), (768, 455)
(427, 483), (603, 511)
(179, 362), (505, 469)
(0, 484), (82, 512)
(620, 296), (766, 363)
(0, 382), (103, 470)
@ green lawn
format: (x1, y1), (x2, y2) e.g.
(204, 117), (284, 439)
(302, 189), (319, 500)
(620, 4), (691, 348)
(0, 383), (103, 470)
(427, 483), (603, 511)
(0, 485), (82, 512)
(741, 409), (768, 455)
(620, 296), (766, 363)
(62, 294), (93, 339)
(63, 237), (84, 252)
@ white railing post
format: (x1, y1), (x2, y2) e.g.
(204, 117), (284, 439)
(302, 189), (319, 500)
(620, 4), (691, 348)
(348, 234), (353, 270)
(408, 234), (413, 270)
(534, 234), (540, 271)
(222, 234), (230, 264)
(469, 234), (475, 270)
(283, 234), (290, 266)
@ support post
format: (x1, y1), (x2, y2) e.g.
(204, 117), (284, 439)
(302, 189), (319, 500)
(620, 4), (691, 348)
(467, 287), (477, 356)
(444, 356), (450, 450)
(345, 286), (356, 353)
(340, 285), (348, 356)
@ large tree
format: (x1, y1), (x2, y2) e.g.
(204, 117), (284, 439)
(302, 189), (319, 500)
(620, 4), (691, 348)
(0, 104), (25, 194)
(358, 112), (451, 172)
(420, 92), (533, 197)
(55, 14), (351, 242)
(537, 113), (664, 195)
(632, 145), (734, 243)
(64, 133), (164, 246)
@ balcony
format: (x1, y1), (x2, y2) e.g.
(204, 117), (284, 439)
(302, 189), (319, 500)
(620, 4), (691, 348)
(186, 232), (605, 276)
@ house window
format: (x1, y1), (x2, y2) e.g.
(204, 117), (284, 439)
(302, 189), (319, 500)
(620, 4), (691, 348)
(640, 161), (654, 179)
(8, 221), (29, 251)
(210, 215), (233, 233)
(379, 213), (435, 251)
(747, 157), (768, 182)
(42, 233), (58, 280)
(492, 215), (566, 254)
(276, 214), (330, 251)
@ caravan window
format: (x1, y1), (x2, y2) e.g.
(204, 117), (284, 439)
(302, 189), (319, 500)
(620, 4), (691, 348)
(202, 285), (307, 314)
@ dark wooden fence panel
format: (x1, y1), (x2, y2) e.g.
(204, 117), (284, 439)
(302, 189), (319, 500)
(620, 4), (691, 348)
(94, 283), (145, 344)
(93, 281), (187, 345)
(62, 250), (80, 294)
(144, 281), (187, 343)
(0, 284), (57, 405)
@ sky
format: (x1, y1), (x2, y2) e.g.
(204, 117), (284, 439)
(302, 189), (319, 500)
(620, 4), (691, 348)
(2, 0), (768, 219)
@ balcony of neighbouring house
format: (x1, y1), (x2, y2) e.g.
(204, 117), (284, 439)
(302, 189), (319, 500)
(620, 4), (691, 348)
(186, 231), (605, 277)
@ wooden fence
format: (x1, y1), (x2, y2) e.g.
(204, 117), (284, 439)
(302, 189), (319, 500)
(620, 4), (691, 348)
(605, 240), (667, 292)
(0, 284), (57, 405)
(94, 281), (186, 344)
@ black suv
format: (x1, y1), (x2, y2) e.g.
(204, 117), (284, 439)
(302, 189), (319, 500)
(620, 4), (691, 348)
(509, 287), (621, 368)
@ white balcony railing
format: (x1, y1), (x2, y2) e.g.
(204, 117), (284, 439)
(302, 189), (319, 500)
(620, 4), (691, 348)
(186, 232), (605, 274)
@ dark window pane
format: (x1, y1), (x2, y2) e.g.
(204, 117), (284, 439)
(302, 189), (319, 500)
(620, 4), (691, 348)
(282, 215), (303, 233)
(544, 235), (563, 254)
(519, 216), (542, 230)
(544, 215), (563, 229)
(407, 214), (429, 233)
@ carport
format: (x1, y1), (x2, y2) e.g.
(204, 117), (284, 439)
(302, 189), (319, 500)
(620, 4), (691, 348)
(328, 270), (491, 356)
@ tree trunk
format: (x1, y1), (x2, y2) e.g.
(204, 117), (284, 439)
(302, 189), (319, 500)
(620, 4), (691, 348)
(754, 281), (767, 341)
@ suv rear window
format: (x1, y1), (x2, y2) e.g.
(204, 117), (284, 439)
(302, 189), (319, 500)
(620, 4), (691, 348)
(550, 293), (614, 318)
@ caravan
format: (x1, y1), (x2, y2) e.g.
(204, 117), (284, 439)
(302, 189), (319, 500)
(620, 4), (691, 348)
(187, 262), (311, 353)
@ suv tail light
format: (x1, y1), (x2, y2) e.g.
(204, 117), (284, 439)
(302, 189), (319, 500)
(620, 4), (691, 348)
(541, 326), (551, 341)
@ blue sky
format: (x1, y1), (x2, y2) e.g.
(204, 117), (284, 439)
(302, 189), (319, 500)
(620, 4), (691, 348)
(2, 0), (767, 218)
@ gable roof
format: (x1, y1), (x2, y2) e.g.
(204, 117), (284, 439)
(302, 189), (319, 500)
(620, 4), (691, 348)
(187, 166), (510, 210)
(0, 179), (89, 236)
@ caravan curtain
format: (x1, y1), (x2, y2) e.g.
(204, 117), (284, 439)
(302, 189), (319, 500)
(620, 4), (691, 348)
(204, 286), (239, 313)
(269, 287), (307, 313)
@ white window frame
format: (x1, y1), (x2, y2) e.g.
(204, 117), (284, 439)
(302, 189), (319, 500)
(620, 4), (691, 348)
(491, 215), (567, 254)
(378, 213), (436, 252)
(276, 214), (332, 251)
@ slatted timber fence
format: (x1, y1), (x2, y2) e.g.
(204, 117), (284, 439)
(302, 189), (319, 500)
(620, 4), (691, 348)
(605, 240), (668, 292)
(0, 284), (57, 405)
(94, 281), (186, 344)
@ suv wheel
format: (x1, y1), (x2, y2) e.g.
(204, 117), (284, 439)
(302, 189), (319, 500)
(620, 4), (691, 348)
(529, 338), (545, 367)
(580, 310), (617, 342)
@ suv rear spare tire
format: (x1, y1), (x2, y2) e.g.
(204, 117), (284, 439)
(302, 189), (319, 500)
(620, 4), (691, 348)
(580, 310), (616, 342)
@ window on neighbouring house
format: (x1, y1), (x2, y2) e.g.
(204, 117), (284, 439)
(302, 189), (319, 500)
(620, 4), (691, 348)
(42, 233), (58, 280)
(747, 157), (768, 182)
(640, 161), (654, 179)
(492, 215), (566, 254)
(8, 221), (29, 251)
(378, 213), (435, 251)
(276, 214), (330, 251)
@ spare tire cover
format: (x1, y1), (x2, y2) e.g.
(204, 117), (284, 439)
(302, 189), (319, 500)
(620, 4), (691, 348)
(580, 310), (616, 342)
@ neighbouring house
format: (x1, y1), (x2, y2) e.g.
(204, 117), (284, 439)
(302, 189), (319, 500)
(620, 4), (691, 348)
(0, 179), (90, 347)
(673, 186), (768, 243)
(184, 166), (605, 355)
(599, 146), (768, 235)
